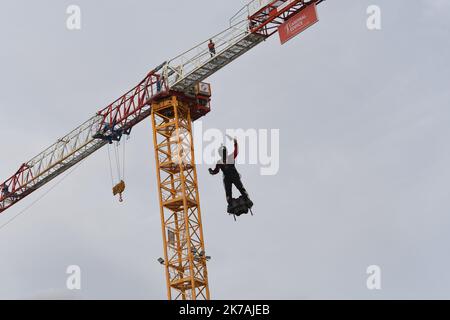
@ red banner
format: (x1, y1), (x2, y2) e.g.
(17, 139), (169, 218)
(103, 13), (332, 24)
(278, 3), (319, 45)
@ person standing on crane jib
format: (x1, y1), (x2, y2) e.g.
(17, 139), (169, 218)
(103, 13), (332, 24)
(208, 39), (216, 57)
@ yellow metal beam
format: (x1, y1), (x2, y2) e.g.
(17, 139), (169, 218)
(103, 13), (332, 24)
(151, 95), (210, 300)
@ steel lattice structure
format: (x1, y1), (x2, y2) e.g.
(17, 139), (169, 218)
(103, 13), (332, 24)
(152, 96), (210, 300)
(0, 0), (324, 300)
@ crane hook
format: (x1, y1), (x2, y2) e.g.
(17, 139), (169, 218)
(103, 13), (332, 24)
(112, 180), (126, 203)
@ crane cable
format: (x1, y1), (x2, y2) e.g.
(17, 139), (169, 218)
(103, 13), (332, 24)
(114, 142), (120, 179)
(122, 136), (127, 181)
(106, 138), (127, 202)
(107, 144), (115, 188)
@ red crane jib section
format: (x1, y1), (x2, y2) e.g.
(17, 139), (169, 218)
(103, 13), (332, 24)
(0, 0), (323, 214)
(97, 71), (162, 135)
(0, 70), (209, 213)
(0, 71), (162, 213)
(249, 0), (323, 36)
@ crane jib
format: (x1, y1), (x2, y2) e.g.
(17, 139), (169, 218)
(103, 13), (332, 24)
(0, 0), (323, 214)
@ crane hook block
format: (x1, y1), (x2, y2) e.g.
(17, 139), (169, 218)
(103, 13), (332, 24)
(113, 180), (126, 202)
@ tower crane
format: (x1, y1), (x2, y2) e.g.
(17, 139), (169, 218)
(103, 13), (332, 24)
(0, 0), (324, 300)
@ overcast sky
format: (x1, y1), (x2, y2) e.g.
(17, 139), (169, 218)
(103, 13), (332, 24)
(0, 0), (450, 299)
